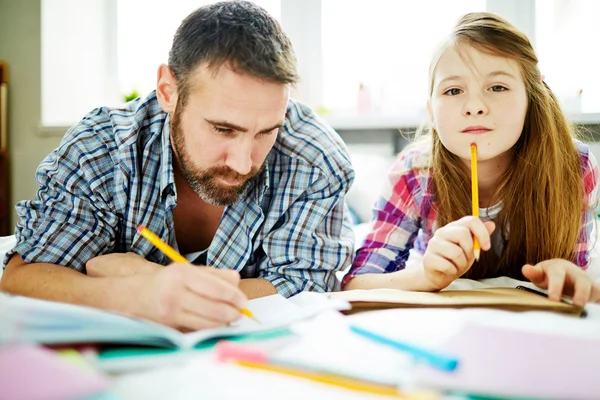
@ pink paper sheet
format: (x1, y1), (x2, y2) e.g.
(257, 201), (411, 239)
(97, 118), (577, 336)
(0, 344), (109, 400)
(414, 323), (600, 399)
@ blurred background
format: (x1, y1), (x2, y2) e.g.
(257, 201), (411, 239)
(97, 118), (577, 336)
(0, 0), (599, 230)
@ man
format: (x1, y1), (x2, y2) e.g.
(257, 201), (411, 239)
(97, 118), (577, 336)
(0, 1), (354, 331)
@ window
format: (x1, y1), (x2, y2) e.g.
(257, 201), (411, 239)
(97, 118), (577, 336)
(41, 0), (280, 127)
(41, 0), (599, 129)
(320, 0), (485, 117)
(41, 0), (116, 126)
(535, 0), (600, 114)
(117, 0), (281, 98)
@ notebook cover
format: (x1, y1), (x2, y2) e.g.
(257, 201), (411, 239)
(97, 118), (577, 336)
(330, 287), (583, 316)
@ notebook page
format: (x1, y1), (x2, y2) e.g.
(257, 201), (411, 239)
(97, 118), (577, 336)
(114, 354), (394, 400)
(271, 312), (413, 386)
(181, 294), (350, 348)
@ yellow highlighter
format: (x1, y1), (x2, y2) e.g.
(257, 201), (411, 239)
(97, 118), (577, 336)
(470, 143), (480, 261)
(215, 340), (413, 398)
(136, 224), (258, 322)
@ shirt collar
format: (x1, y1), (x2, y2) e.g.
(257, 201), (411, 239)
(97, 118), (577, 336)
(253, 160), (270, 204)
(159, 113), (176, 200)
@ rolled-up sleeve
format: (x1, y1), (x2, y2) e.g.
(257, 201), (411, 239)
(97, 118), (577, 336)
(573, 144), (600, 269)
(342, 147), (432, 288)
(4, 125), (119, 271)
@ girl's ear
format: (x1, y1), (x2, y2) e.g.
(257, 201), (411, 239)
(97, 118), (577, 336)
(156, 64), (178, 113)
(427, 101), (435, 130)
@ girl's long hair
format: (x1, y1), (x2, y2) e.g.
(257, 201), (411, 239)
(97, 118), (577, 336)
(428, 12), (583, 279)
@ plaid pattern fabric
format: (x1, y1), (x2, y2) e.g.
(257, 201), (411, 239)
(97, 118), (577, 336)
(343, 141), (599, 285)
(5, 92), (355, 298)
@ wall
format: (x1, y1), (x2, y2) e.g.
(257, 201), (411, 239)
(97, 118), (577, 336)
(0, 0), (62, 232)
(0, 0), (599, 234)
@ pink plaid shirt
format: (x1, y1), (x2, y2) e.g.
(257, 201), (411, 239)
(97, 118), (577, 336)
(343, 141), (599, 286)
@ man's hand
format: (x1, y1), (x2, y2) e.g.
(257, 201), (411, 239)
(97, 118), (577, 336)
(133, 263), (248, 331)
(86, 252), (161, 277)
(522, 259), (600, 307)
(422, 216), (495, 290)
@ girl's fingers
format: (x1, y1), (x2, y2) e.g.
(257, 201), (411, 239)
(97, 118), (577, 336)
(543, 264), (567, 302)
(590, 282), (600, 303)
(424, 216), (496, 289)
(435, 226), (474, 257)
(427, 238), (468, 273)
(571, 277), (592, 308)
(423, 254), (459, 282)
(453, 216), (493, 251)
(521, 264), (547, 286)
(523, 260), (599, 306)
(483, 221), (496, 235)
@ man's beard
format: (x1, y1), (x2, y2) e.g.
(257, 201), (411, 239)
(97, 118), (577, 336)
(170, 107), (264, 206)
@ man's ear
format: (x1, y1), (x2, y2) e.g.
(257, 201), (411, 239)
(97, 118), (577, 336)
(156, 64), (178, 113)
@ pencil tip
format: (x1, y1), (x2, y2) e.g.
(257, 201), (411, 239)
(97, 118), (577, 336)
(241, 308), (260, 323)
(474, 249), (480, 261)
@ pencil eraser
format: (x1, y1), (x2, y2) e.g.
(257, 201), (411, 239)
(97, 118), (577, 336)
(214, 340), (268, 364)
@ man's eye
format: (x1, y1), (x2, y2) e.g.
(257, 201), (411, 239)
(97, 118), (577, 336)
(213, 126), (233, 134)
(259, 128), (279, 136)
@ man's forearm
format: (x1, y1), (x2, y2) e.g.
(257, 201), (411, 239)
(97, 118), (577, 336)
(0, 255), (145, 315)
(86, 254), (277, 299)
(239, 278), (278, 299)
(86, 252), (162, 277)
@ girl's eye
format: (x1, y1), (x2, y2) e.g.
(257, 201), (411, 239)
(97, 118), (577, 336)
(490, 85), (508, 92)
(444, 88), (462, 96)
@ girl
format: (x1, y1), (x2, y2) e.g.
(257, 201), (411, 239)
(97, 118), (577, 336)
(342, 12), (600, 306)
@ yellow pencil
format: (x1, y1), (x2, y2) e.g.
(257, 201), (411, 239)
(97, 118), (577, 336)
(136, 224), (258, 322)
(470, 143), (480, 261)
(235, 360), (411, 398)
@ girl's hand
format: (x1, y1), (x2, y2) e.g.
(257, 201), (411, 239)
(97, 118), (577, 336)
(422, 216), (495, 290)
(522, 260), (600, 306)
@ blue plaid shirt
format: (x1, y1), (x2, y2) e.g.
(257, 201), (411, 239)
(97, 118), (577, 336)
(5, 92), (355, 297)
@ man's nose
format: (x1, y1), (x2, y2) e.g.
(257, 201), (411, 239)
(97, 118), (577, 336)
(224, 139), (253, 176)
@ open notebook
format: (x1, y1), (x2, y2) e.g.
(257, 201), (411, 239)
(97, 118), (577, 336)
(0, 293), (350, 349)
(329, 287), (584, 316)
